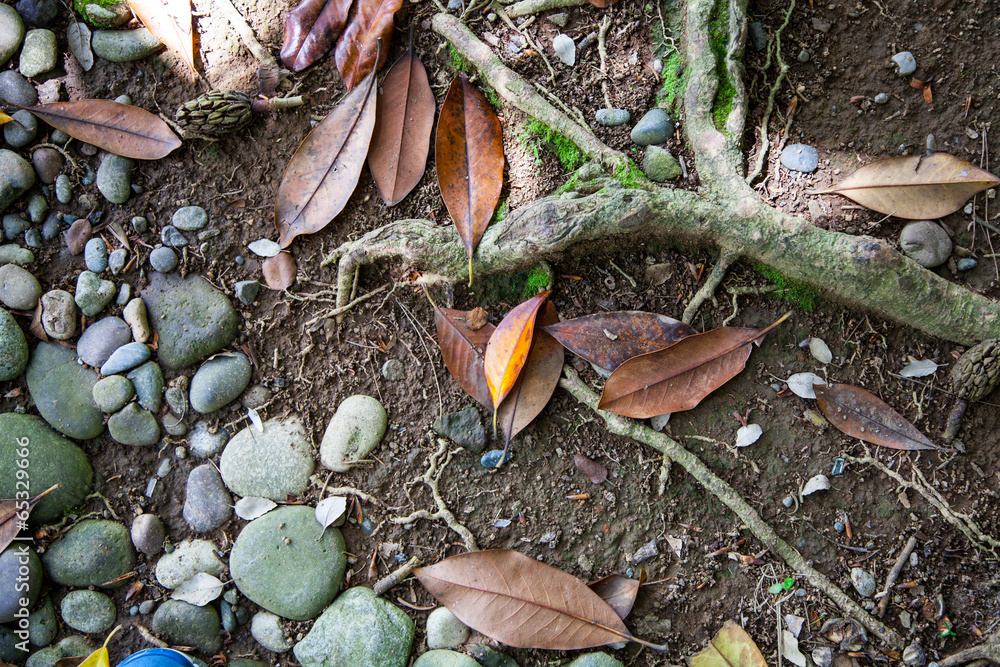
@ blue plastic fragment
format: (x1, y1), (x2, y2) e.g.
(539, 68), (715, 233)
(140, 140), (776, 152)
(481, 449), (512, 468)
(118, 648), (198, 667)
(831, 458), (845, 476)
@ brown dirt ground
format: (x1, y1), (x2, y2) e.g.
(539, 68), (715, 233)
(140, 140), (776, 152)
(4, 0), (1000, 665)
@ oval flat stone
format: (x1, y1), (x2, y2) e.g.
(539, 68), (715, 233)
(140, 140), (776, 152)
(92, 374), (134, 413)
(142, 273), (238, 370)
(293, 587), (414, 667)
(107, 402), (159, 446)
(0, 414), (93, 523)
(60, 590), (116, 634)
(0, 149), (36, 211)
(96, 153), (133, 204)
(0, 308), (28, 381)
(101, 341), (151, 375)
(413, 650), (480, 667)
(151, 600), (221, 654)
(779, 143), (819, 173)
(230, 506), (346, 620)
(127, 360), (164, 412)
(219, 417), (314, 500)
(41, 289), (76, 340)
(172, 206), (208, 231)
(0, 4), (24, 67)
(130, 513), (165, 556)
(77, 316), (130, 368)
(190, 353), (251, 413)
(42, 519), (135, 588)
(630, 109), (670, 146)
(183, 464), (232, 532)
(595, 108), (630, 127)
(91, 27), (162, 61)
(0, 262), (41, 310)
(320, 395), (388, 472)
(0, 546), (41, 623)
(26, 341), (104, 439)
(155, 539), (225, 589)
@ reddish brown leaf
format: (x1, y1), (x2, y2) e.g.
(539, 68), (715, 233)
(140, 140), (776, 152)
(587, 0), (619, 6)
(280, 0), (352, 72)
(127, 0), (195, 73)
(368, 41), (435, 206)
(334, 0), (403, 90)
(262, 252), (297, 290)
(435, 74), (504, 284)
(29, 302), (48, 341)
(544, 311), (697, 371)
(497, 302), (563, 444)
(588, 574), (640, 619)
(0, 485), (58, 554)
(433, 304), (496, 408)
(574, 453), (607, 484)
(599, 313), (790, 418)
(11, 101), (181, 160)
(275, 63), (377, 247)
(415, 549), (661, 650)
(813, 382), (942, 451)
(484, 292), (551, 424)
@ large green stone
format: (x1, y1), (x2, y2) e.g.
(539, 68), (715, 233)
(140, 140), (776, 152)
(41, 520), (135, 588)
(230, 506), (346, 621)
(25, 342), (103, 440)
(142, 273), (238, 370)
(0, 413), (92, 523)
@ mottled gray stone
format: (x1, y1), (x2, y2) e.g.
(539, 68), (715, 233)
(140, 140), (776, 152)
(84, 237), (108, 273)
(630, 109), (670, 146)
(77, 316), (130, 367)
(4, 109), (38, 148)
(40, 289), (75, 340)
(26, 341), (103, 439)
(160, 225), (188, 247)
(28, 596), (57, 647)
(0, 244), (34, 265)
(41, 519), (135, 588)
(0, 149), (36, 211)
(567, 653), (625, 667)
(154, 539), (224, 589)
(188, 421), (228, 458)
(183, 464), (232, 532)
(18, 28), (56, 78)
(432, 407), (486, 454)
(230, 506), (346, 620)
(172, 206), (208, 231)
(0, 70), (37, 106)
(0, 263), (41, 310)
(92, 374), (134, 413)
(900, 220), (952, 268)
(91, 28), (162, 62)
(101, 341), (151, 375)
(320, 395), (388, 472)
(0, 546), (42, 623)
(0, 4), (24, 66)
(107, 402), (159, 446)
(130, 513), (165, 556)
(108, 248), (128, 275)
(74, 270), (115, 317)
(151, 600), (221, 653)
(642, 146), (682, 182)
(413, 651), (479, 667)
(595, 108), (630, 127)
(891, 51), (916, 76)
(250, 611), (292, 653)
(293, 587), (414, 667)
(219, 417), (314, 500)
(55, 174), (72, 203)
(96, 153), (133, 204)
(127, 360), (164, 412)
(0, 308), (28, 381)
(142, 273), (239, 370)
(149, 246), (178, 272)
(59, 590), (116, 634)
(779, 143), (819, 173)
(426, 607), (469, 649)
(190, 353), (251, 413)
(235, 280), (259, 305)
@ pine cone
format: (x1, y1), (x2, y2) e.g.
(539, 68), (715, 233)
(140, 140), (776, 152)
(175, 89), (253, 137)
(949, 339), (1000, 402)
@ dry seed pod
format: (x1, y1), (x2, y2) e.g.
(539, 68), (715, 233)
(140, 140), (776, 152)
(175, 89), (253, 137)
(943, 339), (1000, 442)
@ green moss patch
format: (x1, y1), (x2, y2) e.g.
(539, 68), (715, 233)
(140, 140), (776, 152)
(520, 119), (584, 172)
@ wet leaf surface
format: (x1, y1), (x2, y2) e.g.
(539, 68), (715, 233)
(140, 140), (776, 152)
(12, 101), (182, 160)
(497, 302), (563, 444)
(275, 64), (377, 247)
(686, 620), (768, 667)
(127, 0), (195, 73)
(485, 292), (551, 421)
(368, 41), (435, 206)
(813, 382), (942, 450)
(599, 313), (790, 418)
(334, 0), (404, 89)
(573, 453), (608, 484)
(415, 549), (638, 649)
(543, 311), (696, 371)
(435, 73), (504, 283)
(280, 0), (352, 72)
(433, 304), (496, 408)
(818, 154), (1000, 220)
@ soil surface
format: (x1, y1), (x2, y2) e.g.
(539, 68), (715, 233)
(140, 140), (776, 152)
(3, 0), (1000, 665)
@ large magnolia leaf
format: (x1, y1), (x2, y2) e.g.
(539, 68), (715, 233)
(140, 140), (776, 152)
(127, 0), (195, 73)
(817, 154), (1000, 220)
(484, 292), (551, 425)
(368, 40), (435, 206)
(436, 74), (504, 284)
(415, 549), (660, 650)
(280, 0), (352, 72)
(543, 311), (696, 371)
(275, 63), (377, 247)
(813, 382), (942, 450)
(599, 313), (790, 418)
(334, 0), (403, 90)
(497, 301), (563, 444)
(687, 621), (767, 667)
(434, 304), (495, 408)
(12, 101), (181, 160)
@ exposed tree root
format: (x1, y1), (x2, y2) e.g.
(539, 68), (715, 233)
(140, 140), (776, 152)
(939, 634), (1000, 667)
(558, 366), (904, 650)
(320, 3), (1000, 346)
(682, 252), (734, 325)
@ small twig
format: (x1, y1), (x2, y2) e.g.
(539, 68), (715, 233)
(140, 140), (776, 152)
(374, 556), (421, 595)
(876, 535), (918, 618)
(134, 623), (169, 648)
(682, 253), (735, 324)
(506, 0), (584, 18)
(598, 16), (613, 110)
(303, 282), (392, 329)
(323, 486), (383, 507)
(491, 2), (556, 83)
(747, 0), (795, 184)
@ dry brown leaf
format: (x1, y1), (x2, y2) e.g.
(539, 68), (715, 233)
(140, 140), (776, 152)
(816, 154), (999, 219)
(127, 0), (195, 73)
(334, 0), (403, 89)
(415, 549), (663, 650)
(599, 313), (790, 418)
(367, 37), (435, 206)
(262, 252), (297, 290)
(435, 74), (504, 284)
(12, 101), (181, 160)
(433, 303), (495, 408)
(588, 573), (640, 619)
(280, 0), (352, 72)
(497, 301), (563, 445)
(484, 292), (550, 427)
(544, 311), (696, 371)
(275, 62), (377, 247)
(813, 382), (942, 451)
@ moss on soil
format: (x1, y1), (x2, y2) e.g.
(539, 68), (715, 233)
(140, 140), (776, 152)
(753, 263), (819, 312)
(521, 120), (584, 171)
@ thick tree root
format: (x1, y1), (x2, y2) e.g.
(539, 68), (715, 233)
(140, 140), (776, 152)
(558, 366), (904, 650)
